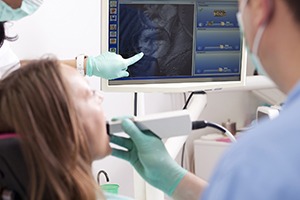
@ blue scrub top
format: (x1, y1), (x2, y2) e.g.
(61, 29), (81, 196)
(201, 82), (300, 200)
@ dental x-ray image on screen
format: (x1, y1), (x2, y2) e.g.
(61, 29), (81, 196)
(102, 0), (247, 93)
(118, 4), (194, 77)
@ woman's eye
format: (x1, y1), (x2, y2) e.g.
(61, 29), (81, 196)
(90, 90), (104, 104)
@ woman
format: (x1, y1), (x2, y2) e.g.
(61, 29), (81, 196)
(0, 58), (204, 200)
(0, 58), (112, 199)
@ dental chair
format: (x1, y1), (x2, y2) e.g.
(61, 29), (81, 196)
(0, 133), (28, 200)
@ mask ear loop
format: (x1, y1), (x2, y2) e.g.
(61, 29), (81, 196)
(236, 0), (248, 32)
(240, 0), (248, 12)
(23, 0), (44, 7)
(252, 25), (266, 55)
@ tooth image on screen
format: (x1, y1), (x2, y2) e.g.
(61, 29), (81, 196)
(119, 4), (194, 77)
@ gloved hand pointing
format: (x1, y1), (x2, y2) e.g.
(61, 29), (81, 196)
(86, 52), (144, 80)
(110, 118), (187, 196)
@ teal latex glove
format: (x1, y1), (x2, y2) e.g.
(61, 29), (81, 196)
(86, 52), (144, 79)
(110, 118), (187, 196)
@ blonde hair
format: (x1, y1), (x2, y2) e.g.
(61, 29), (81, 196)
(0, 59), (103, 200)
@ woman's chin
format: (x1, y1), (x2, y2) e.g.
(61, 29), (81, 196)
(93, 145), (112, 160)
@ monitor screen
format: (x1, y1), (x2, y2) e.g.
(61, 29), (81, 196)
(101, 0), (247, 93)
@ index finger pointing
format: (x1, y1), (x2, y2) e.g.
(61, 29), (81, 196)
(125, 52), (144, 67)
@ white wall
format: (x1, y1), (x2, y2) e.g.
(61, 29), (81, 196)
(6, 0), (265, 197)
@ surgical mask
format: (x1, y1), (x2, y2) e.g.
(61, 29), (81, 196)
(236, 0), (268, 76)
(0, 0), (43, 21)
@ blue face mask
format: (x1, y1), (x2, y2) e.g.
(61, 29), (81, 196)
(0, 0), (43, 21)
(236, 0), (268, 76)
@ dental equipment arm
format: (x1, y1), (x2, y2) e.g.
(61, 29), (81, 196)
(107, 110), (236, 142)
(107, 110), (192, 138)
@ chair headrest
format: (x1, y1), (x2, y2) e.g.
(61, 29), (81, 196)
(0, 133), (28, 200)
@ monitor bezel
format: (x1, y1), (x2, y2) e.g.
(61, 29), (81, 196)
(100, 0), (247, 93)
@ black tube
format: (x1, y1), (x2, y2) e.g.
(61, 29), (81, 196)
(182, 91), (206, 109)
(205, 121), (227, 133)
(106, 122), (110, 135)
(192, 121), (207, 130)
(192, 120), (228, 133)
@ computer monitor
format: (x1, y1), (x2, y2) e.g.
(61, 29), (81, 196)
(101, 0), (247, 93)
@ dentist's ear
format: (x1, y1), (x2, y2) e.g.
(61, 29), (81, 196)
(258, 0), (274, 26)
(249, 0), (273, 28)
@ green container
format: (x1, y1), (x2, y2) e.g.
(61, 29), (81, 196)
(97, 170), (119, 194)
(101, 184), (119, 194)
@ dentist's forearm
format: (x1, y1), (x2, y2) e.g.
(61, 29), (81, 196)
(172, 172), (207, 200)
(61, 59), (87, 74)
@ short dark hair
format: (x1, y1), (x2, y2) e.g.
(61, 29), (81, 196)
(0, 22), (18, 48)
(285, 0), (300, 24)
(0, 22), (6, 47)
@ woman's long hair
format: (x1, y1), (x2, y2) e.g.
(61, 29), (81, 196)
(0, 58), (101, 200)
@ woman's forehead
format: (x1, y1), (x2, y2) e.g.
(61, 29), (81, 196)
(60, 64), (90, 94)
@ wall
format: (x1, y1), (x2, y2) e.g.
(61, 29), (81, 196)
(6, 0), (264, 197)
